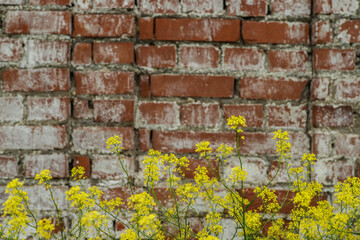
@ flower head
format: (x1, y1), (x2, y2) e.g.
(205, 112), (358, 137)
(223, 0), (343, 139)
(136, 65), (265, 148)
(35, 169), (52, 189)
(227, 115), (246, 133)
(37, 218), (55, 240)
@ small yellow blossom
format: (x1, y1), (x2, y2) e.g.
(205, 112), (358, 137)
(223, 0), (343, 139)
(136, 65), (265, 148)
(120, 229), (138, 240)
(106, 135), (123, 152)
(37, 218), (55, 240)
(227, 115), (246, 133)
(35, 169), (52, 189)
(70, 166), (86, 180)
(196, 141), (212, 158)
(227, 166), (248, 184)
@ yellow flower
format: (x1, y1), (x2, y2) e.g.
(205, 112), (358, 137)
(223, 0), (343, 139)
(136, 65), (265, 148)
(65, 186), (95, 210)
(70, 166), (86, 180)
(120, 229), (138, 240)
(106, 135), (123, 152)
(35, 169), (52, 189)
(216, 144), (234, 159)
(195, 141), (212, 157)
(81, 211), (107, 229)
(227, 115), (246, 133)
(37, 218), (55, 240)
(227, 166), (248, 184)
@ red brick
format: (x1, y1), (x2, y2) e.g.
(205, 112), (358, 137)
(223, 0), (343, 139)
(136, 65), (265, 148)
(72, 127), (134, 152)
(223, 47), (264, 71)
(139, 18), (154, 40)
(155, 18), (240, 42)
(271, 0), (310, 16)
(73, 98), (92, 119)
(227, 0), (267, 16)
(93, 0), (134, 8)
(312, 21), (332, 44)
(0, 126), (67, 150)
(0, 156), (17, 178)
(339, 20), (360, 43)
(27, 97), (70, 121)
(336, 134), (360, 157)
(139, 0), (180, 13)
(0, 38), (23, 62)
(313, 0), (358, 15)
(139, 75), (150, 98)
(336, 79), (360, 101)
(240, 78), (308, 100)
(75, 71), (134, 95)
(0, 0), (22, 4)
(93, 99), (134, 122)
(183, 159), (219, 180)
(0, 97), (23, 122)
(101, 187), (133, 206)
(179, 46), (219, 69)
(225, 157), (268, 184)
(268, 104), (307, 128)
(30, 0), (70, 4)
(5, 11), (71, 35)
(136, 45), (176, 68)
(2, 68), (70, 92)
(313, 49), (355, 71)
(93, 42), (134, 64)
(24, 154), (68, 178)
(139, 129), (150, 151)
(311, 78), (330, 100)
(72, 43), (92, 65)
(242, 21), (309, 44)
(153, 131), (309, 155)
(223, 104), (263, 127)
(73, 156), (91, 178)
(313, 105), (353, 127)
(181, 103), (220, 126)
(151, 75), (234, 98)
(182, 0), (223, 13)
(92, 155), (134, 180)
(137, 102), (179, 125)
(75, 0), (91, 9)
(314, 160), (354, 185)
(312, 132), (331, 157)
(27, 40), (70, 66)
(73, 14), (135, 37)
(268, 50), (308, 72)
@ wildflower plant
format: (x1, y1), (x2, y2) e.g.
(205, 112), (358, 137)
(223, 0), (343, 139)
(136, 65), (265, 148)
(1, 116), (360, 239)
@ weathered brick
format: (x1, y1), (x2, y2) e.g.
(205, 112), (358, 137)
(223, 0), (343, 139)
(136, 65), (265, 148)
(27, 97), (70, 121)
(0, 97), (23, 122)
(268, 50), (308, 72)
(180, 103), (220, 126)
(93, 99), (134, 122)
(139, 129), (150, 151)
(73, 98), (92, 119)
(335, 134), (360, 157)
(312, 21), (332, 44)
(30, 0), (71, 5)
(0, 156), (17, 178)
(72, 127), (134, 152)
(312, 132), (332, 157)
(183, 159), (219, 179)
(2, 68), (70, 92)
(271, 0), (310, 16)
(155, 18), (240, 42)
(313, 49), (355, 71)
(139, 0), (180, 13)
(72, 43), (92, 65)
(139, 75), (150, 98)
(75, 71), (134, 95)
(5, 11), (71, 34)
(182, 0), (223, 13)
(240, 78), (308, 100)
(0, 126), (67, 150)
(24, 186), (68, 210)
(179, 46), (219, 69)
(153, 131), (309, 156)
(314, 159), (354, 185)
(268, 104), (307, 128)
(336, 79), (360, 101)
(24, 154), (68, 178)
(74, 0), (91, 9)
(0, 0), (22, 4)
(139, 18), (154, 40)
(227, 0), (267, 16)
(93, 0), (135, 8)
(311, 78), (330, 100)
(338, 20), (360, 43)
(313, 105), (353, 127)
(73, 156), (91, 178)
(242, 21), (309, 44)
(0, 38), (23, 62)
(223, 47), (264, 71)
(151, 75), (234, 98)
(313, 0), (359, 15)
(93, 42), (134, 64)
(136, 45), (176, 68)
(223, 104), (263, 127)
(92, 155), (134, 179)
(73, 14), (135, 37)
(27, 40), (70, 66)
(137, 102), (179, 125)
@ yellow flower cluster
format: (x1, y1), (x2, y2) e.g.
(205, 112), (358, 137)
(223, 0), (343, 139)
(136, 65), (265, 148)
(106, 135), (123, 152)
(227, 166), (248, 184)
(70, 166), (86, 180)
(35, 169), (52, 189)
(195, 141), (212, 158)
(37, 218), (55, 240)
(272, 130), (292, 159)
(227, 115), (246, 132)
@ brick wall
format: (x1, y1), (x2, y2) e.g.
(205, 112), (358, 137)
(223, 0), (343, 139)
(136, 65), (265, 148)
(0, 0), (360, 235)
